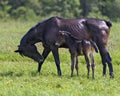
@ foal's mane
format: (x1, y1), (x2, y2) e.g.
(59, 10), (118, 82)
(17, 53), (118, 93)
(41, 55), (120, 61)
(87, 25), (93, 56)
(59, 30), (80, 41)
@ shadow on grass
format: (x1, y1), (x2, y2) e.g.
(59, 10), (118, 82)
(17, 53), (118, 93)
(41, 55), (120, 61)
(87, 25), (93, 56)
(0, 70), (88, 79)
(0, 70), (40, 77)
(0, 71), (24, 77)
(30, 71), (40, 77)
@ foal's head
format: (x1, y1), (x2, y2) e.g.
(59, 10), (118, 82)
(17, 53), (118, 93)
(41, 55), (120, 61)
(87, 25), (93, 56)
(55, 31), (80, 47)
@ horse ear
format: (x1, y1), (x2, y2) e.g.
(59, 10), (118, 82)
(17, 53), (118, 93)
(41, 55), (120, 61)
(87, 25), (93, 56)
(14, 50), (24, 56)
(14, 45), (21, 53)
(14, 50), (20, 53)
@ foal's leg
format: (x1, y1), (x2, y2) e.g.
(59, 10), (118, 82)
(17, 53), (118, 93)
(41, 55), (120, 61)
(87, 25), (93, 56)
(90, 53), (95, 79)
(75, 56), (79, 76)
(38, 48), (51, 73)
(84, 54), (90, 78)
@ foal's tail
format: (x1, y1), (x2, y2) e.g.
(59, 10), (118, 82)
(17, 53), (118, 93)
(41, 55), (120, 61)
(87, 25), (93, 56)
(90, 40), (98, 53)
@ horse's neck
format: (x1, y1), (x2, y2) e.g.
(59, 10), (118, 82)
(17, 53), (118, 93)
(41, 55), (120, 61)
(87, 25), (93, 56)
(65, 35), (76, 48)
(77, 42), (83, 55)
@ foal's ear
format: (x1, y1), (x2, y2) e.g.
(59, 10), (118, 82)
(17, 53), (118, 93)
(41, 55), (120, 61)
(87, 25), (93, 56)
(61, 32), (65, 35)
(59, 31), (65, 35)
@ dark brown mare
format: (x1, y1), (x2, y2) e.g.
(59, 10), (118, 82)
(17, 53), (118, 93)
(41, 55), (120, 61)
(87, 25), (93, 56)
(15, 16), (114, 78)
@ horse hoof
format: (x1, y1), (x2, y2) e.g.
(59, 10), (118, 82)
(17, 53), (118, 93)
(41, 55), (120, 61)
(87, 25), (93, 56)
(110, 72), (114, 78)
(58, 71), (62, 76)
(71, 75), (73, 77)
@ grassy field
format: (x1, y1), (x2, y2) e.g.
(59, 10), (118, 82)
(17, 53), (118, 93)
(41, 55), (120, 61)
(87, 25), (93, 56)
(0, 20), (120, 96)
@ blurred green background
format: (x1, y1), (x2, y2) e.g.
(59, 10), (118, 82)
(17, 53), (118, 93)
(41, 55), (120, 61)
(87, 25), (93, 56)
(0, 0), (120, 21)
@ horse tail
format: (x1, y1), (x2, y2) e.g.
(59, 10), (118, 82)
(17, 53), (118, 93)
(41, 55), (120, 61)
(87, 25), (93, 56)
(105, 20), (112, 28)
(90, 40), (99, 53)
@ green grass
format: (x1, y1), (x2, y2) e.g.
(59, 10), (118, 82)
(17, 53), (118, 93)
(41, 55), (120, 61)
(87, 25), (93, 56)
(0, 21), (120, 96)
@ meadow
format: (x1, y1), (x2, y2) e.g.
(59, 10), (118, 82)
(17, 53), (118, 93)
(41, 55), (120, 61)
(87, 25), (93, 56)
(0, 20), (120, 96)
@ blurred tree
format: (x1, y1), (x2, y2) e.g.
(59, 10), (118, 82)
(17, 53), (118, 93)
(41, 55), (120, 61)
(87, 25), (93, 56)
(0, 0), (11, 18)
(99, 0), (120, 21)
(80, 0), (88, 17)
(0, 0), (120, 21)
(39, 0), (81, 18)
(8, 0), (38, 20)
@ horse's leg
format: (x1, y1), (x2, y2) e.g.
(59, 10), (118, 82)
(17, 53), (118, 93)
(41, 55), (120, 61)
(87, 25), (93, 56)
(90, 53), (95, 79)
(75, 56), (79, 76)
(106, 51), (114, 78)
(84, 54), (90, 78)
(51, 46), (61, 76)
(99, 48), (114, 78)
(101, 53), (107, 76)
(38, 48), (51, 73)
(96, 41), (107, 76)
(71, 55), (75, 77)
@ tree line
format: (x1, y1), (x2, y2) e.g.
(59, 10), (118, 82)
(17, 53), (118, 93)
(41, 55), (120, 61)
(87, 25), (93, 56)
(0, 0), (120, 21)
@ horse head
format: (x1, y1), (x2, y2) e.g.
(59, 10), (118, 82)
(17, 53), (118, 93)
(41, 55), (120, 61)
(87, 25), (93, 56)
(15, 44), (44, 63)
(15, 25), (44, 63)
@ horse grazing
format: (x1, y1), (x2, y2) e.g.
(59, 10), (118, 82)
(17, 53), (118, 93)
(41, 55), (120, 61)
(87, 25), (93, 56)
(15, 16), (114, 78)
(55, 31), (98, 79)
